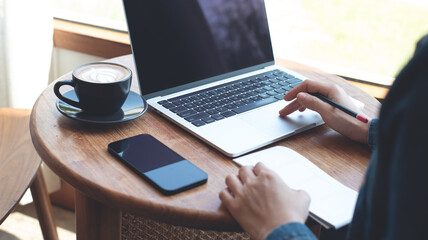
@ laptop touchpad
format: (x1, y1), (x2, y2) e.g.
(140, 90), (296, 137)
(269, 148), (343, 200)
(237, 101), (323, 138)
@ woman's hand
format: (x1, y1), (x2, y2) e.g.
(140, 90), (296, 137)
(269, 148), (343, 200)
(279, 80), (371, 143)
(219, 163), (311, 240)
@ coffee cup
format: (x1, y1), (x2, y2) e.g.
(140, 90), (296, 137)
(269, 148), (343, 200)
(54, 62), (132, 115)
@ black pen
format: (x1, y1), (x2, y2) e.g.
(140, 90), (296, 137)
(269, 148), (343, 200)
(309, 93), (368, 123)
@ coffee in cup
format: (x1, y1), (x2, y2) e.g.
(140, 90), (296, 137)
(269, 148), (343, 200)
(54, 62), (132, 115)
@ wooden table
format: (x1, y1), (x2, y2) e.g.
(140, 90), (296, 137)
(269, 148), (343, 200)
(30, 55), (380, 239)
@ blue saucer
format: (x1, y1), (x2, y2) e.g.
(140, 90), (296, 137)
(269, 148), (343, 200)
(56, 90), (147, 124)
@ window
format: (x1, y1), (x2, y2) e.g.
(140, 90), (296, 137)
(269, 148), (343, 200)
(54, 0), (428, 85)
(53, 0), (127, 32)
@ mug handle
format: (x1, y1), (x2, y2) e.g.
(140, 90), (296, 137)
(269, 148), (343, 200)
(53, 80), (81, 108)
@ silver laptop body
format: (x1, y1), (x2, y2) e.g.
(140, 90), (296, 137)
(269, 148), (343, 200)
(123, 0), (323, 157)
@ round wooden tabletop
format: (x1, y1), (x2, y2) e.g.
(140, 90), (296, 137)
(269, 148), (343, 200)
(30, 55), (380, 231)
(0, 109), (41, 224)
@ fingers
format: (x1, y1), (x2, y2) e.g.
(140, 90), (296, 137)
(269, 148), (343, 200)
(283, 80), (337, 101)
(279, 99), (301, 116)
(219, 188), (234, 205)
(253, 162), (269, 176)
(294, 92), (333, 116)
(225, 165), (260, 196)
(225, 174), (242, 195)
(280, 80), (339, 117)
(239, 166), (255, 184)
(280, 92), (333, 117)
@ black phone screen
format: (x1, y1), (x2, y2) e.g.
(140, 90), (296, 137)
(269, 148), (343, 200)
(108, 134), (207, 195)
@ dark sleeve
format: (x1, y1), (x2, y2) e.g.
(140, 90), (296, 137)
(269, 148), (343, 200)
(367, 118), (378, 149)
(376, 34), (428, 239)
(347, 34), (428, 240)
(265, 223), (317, 240)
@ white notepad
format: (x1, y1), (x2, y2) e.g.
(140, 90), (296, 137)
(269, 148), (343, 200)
(233, 146), (358, 229)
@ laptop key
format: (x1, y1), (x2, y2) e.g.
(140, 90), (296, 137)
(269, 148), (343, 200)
(270, 83), (281, 89)
(224, 104), (237, 109)
(206, 109), (218, 115)
(233, 101), (245, 107)
(278, 81), (288, 86)
(170, 106), (187, 113)
(215, 107), (228, 112)
(248, 91), (259, 96)
(158, 100), (169, 105)
(250, 96), (262, 101)
(220, 99), (232, 105)
(286, 78), (302, 84)
(201, 98), (213, 104)
(259, 93), (270, 98)
(193, 107), (206, 112)
(184, 103), (197, 108)
(181, 98), (192, 103)
(221, 111), (236, 118)
(201, 117), (216, 124)
(275, 89), (286, 94)
(190, 95), (202, 101)
(274, 94), (285, 100)
(177, 109), (197, 117)
(161, 103), (176, 109)
(191, 120), (205, 127)
(240, 93), (251, 98)
(242, 98), (254, 104)
(232, 97), (278, 114)
(282, 86), (293, 91)
(193, 100), (204, 106)
(230, 96), (241, 101)
(263, 86), (274, 91)
(212, 101), (223, 107)
(211, 114), (225, 120)
(202, 104), (215, 110)
(290, 82), (302, 88)
(171, 100), (184, 106)
(184, 112), (210, 122)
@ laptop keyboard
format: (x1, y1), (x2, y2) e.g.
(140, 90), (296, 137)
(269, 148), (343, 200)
(157, 69), (303, 127)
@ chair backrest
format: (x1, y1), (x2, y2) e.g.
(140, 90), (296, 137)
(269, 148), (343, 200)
(0, 108), (41, 224)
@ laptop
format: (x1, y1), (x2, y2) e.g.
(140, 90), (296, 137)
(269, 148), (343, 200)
(123, 0), (324, 157)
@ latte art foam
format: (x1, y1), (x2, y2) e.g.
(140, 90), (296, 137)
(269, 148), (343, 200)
(74, 63), (131, 83)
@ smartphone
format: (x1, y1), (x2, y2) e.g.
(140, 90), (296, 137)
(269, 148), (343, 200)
(108, 134), (208, 195)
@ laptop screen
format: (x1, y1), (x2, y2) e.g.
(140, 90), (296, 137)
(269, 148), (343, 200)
(124, 0), (274, 98)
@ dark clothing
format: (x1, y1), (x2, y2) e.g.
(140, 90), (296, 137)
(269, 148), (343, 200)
(347, 34), (428, 240)
(265, 34), (428, 240)
(265, 223), (316, 240)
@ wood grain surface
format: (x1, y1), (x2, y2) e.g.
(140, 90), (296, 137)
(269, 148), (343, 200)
(30, 55), (381, 232)
(0, 109), (41, 224)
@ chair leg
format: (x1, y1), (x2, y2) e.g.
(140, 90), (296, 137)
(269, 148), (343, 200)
(30, 169), (59, 240)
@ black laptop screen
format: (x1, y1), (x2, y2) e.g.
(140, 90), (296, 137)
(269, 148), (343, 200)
(124, 0), (274, 97)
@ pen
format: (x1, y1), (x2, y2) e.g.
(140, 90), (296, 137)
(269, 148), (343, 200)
(309, 92), (369, 123)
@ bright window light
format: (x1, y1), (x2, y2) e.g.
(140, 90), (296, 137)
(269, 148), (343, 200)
(53, 0), (428, 85)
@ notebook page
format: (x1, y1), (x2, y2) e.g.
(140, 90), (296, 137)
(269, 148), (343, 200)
(233, 146), (358, 229)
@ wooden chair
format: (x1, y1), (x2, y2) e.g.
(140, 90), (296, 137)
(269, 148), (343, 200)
(0, 108), (58, 240)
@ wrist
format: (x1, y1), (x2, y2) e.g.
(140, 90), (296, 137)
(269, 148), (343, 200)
(348, 117), (371, 144)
